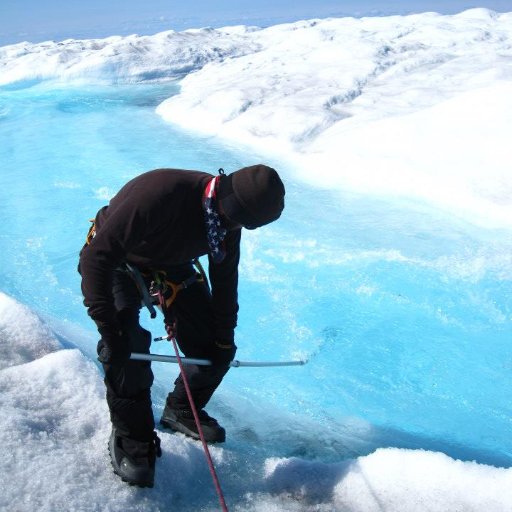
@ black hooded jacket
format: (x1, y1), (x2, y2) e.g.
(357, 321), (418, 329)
(79, 168), (240, 342)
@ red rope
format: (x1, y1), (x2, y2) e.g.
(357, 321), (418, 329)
(170, 337), (229, 512)
(155, 287), (228, 511)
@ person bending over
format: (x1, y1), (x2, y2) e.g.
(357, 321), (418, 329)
(79, 164), (285, 488)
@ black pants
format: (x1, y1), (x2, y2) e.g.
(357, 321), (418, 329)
(98, 264), (230, 441)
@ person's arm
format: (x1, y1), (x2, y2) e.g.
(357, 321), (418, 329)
(208, 229), (241, 343)
(79, 194), (157, 340)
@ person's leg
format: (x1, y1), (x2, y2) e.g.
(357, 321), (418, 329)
(168, 278), (230, 409)
(100, 269), (155, 440)
(99, 269), (160, 486)
(101, 309), (155, 440)
(159, 267), (231, 441)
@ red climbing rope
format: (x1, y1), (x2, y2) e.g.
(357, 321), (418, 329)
(155, 284), (228, 511)
(170, 337), (229, 512)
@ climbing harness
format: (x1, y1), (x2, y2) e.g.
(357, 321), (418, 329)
(125, 263), (158, 318)
(149, 265), (205, 311)
(122, 259), (208, 323)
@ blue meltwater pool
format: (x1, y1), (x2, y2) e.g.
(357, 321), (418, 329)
(1, 80), (511, 467)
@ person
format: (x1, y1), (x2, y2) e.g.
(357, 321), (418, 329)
(78, 164), (285, 488)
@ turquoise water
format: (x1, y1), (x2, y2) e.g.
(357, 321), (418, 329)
(1, 81), (511, 467)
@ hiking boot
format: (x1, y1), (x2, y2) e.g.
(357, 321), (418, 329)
(160, 404), (226, 443)
(108, 429), (162, 488)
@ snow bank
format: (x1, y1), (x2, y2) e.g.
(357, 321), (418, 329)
(261, 449), (512, 511)
(0, 291), (61, 370)
(155, 10), (512, 229)
(0, 26), (259, 85)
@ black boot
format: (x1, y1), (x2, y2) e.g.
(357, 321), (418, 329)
(108, 429), (162, 488)
(160, 403), (226, 443)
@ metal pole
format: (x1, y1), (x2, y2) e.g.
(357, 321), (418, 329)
(130, 352), (306, 367)
(131, 353), (212, 365)
(229, 359), (306, 367)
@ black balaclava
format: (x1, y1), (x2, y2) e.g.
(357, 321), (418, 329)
(217, 164), (285, 229)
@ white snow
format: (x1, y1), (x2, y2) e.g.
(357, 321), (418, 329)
(155, 10), (512, 229)
(0, 292), (61, 370)
(0, 27), (259, 85)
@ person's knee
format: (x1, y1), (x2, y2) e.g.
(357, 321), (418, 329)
(117, 308), (151, 353)
(104, 359), (154, 397)
(129, 326), (152, 353)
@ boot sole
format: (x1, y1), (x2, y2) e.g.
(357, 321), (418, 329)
(159, 416), (225, 443)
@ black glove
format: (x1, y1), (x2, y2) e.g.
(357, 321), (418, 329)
(163, 309), (177, 340)
(164, 319), (177, 340)
(210, 340), (237, 366)
(97, 330), (131, 365)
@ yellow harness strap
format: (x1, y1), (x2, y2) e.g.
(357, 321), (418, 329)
(85, 219), (96, 245)
(151, 267), (205, 310)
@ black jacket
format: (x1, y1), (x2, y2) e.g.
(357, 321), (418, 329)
(79, 168), (240, 341)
